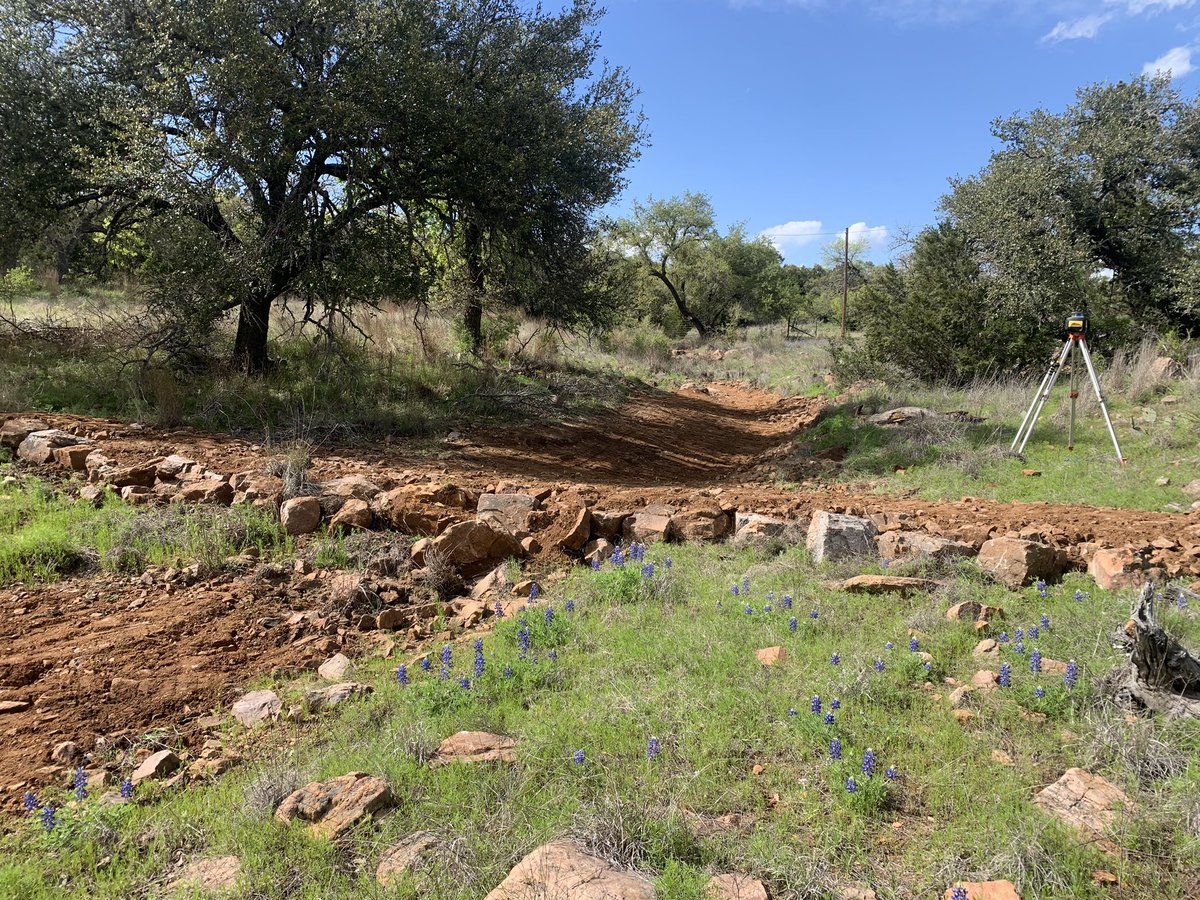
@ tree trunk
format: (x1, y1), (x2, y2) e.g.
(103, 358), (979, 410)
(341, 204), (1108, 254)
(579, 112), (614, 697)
(463, 217), (485, 355)
(232, 291), (274, 374)
(650, 270), (708, 340)
(1103, 583), (1200, 719)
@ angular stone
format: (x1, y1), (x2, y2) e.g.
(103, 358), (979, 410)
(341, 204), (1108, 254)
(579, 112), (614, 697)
(177, 479), (234, 505)
(0, 417), (47, 449)
(432, 731), (517, 767)
(0, 699), (31, 714)
(973, 639), (999, 660)
(429, 521), (523, 578)
(132, 749), (180, 785)
(275, 772), (394, 840)
(1088, 548), (1145, 591)
(977, 537), (1063, 589)
(807, 511), (878, 564)
(155, 454), (196, 479)
(477, 493), (536, 536)
(755, 646), (788, 666)
(376, 831), (442, 886)
(946, 601), (983, 622)
(317, 653), (352, 681)
(320, 474), (384, 501)
(560, 506), (592, 552)
(110, 464), (157, 489)
(706, 873), (768, 899)
(372, 488), (454, 535)
(1033, 768), (1132, 851)
(230, 690), (281, 727)
(624, 511), (673, 543)
(174, 856), (243, 893)
(838, 575), (941, 594)
(838, 887), (877, 900)
(305, 682), (372, 712)
(877, 531), (975, 562)
(673, 499), (733, 542)
(583, 538), (615, 564)
(51, 740), (80, 764)
(330, 498), (373, 532)
(281, 496), (322, 535)
(483, 841), (656, 900)
(52, 445), (94, 471)
(942, 881), (1021, 900)
(17, 429), (89, 464)
(732, 513), (799, 548)
(590, 510), (630, 540)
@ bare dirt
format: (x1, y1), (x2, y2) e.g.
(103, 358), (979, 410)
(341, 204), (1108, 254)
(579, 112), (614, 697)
(3, 380), (1199, 809)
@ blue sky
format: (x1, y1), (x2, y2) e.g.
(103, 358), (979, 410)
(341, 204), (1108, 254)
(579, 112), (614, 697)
(596, 0), (1200, 265)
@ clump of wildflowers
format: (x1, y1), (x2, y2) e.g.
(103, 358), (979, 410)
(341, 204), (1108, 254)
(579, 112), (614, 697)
(830, 738), (842, 760)
(909, 637), (919, 652)
(22, 792), (37, 813)
(782, 595), (793, 609)
(845, 777), (857, 793)
(1064, 659), (1078, 689)
(40, 805), (55, 831)
(1030, 648), (1042, 675)
(862, 748), (876, 777)
(610, 547), (625, 567)
(647, 737), (661, 760)
(999, 662), (1012, 688)
(119, 778), (134, 800)
(1036, 578), (1048, 599)
(811, 695), (822, 714)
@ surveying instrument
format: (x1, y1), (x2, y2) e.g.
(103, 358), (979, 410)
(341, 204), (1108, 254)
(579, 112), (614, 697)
(1011, 313), (1126, 465)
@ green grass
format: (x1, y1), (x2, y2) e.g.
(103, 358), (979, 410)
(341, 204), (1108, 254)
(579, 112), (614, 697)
(0, 476), (292, 585)
(4, 544), (1198, 898)
(804, 379), (1200, 511)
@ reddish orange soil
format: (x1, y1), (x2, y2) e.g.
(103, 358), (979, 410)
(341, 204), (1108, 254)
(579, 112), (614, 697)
(2, 381), (1198, 808)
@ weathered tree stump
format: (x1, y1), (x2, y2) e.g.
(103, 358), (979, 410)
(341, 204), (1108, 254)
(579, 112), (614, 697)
(1104, 583), (1200, 719)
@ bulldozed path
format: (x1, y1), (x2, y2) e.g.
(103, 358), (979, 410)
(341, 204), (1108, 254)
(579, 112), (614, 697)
(2, 381), (1198, 807)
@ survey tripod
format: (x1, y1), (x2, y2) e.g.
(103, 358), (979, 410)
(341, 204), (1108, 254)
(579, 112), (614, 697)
(1011, 313), (1126, 465)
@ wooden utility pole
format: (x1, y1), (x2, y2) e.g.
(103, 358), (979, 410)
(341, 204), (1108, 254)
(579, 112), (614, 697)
(840, 226), (849, 339)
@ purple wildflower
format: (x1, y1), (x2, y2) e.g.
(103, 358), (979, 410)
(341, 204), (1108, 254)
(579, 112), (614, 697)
(885, 766), (898, 781)
(1035, 686), (1046, 698)
(845, 777), (857, 793)
(909, 637), (919, 652)
(830, 738), (842, 759)
(862, 748), (876, 777)
(40, 805), (55, 831)
(744, 605), (753, 615)
(565, 598), (575, 613)
(503, 665), (513, 678)
(474, 641), (485, 678)
(1064, 659), (1078, 689)
(1014, 627), (1024, 642)
(459, 677), (471, 689)
(420, 657), (432, 672)
(1030, 648), (1042, 674)
(529, 583), (540, 602)
(998, 632), (1009, 643)
(591, 558), (601, 572)
(783, 595), (793, 609)
(518, 626), (531, 659)
(647, 737), (661, 760)
(544, 606), (554, 627)
(830, 698), (840, 710)
(119, 778), (133, 799)
(441, 644), (452, 668)
(495, 599), (505, 619)
(811, 695), (822, 714)
(824, 712), (834, 725)
(396, 664), (408, 685)
(809, 609), (819, 619)
(788, 617), (798, 632)
(831, 652), (841, 666)
(884, 641), (894, 650)
(1074, 589), (1087, 602)
(641, 563), (655, 579)
(731, 584), (740, 597)
(951, 888), (968, 900)
(22, 792), (36, 813)
(1036, 578), (1048, 598)
(573, 749), (585, 765)
(1028, 624), (1039, 639)
(999, 662), (1011, 688)
(874, 659), (885, 672)
(742, 576), (750, 594)
(1040, 614), (1050, 629)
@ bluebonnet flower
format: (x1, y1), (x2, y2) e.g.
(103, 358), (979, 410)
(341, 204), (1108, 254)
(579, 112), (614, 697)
(924, 661), (933, 671)
(909, 637), (919, 652)
(1028, 624), (1039, 640)
(742, 576), (750, 594)
(396, 664), (409, 685)
(767, 591), (775, 603)
(845, 777), (858, 793)
(664, 557), (673, 568)
(642, 563), (655, 579)
(831, 652), (841, 666)
(1074, 589), (1088, 602)
(591, 558), (601, 571)
(998, 632), (1009, 643)
(809, 609), (819, 619)
(439, 666), (450, 681)
(788, 617), (798, 633)
(565, 598), (575, 613)
(787, 708), (797, 716)
(881, 558), (891, 569)
(862, 748), (876, 777)
(611, 547), (625, 566)
(783, 595), (793, 609)
(495, 600), (505, 619)
(1064, 659), (1078, 689)
(1013, 642), (1026, 656)
(1030, 649), (1042, 675)
(999, 662), (1011, 688)
(1040, 614), (1050, 629)
(573, 749), (585, 765)
(119, 778), (133, 799)
(503, 665), (513, 678)
(744, 605), (753, 616)
(1014, 627), (1024, 642)
(731, 584), (740, 597)
(459, 677), (471, 689)
(885, 766), (898, 781)
(830, 698), (840, 710)
(545, 606), (554, 627)
(1036, 578), (1048, 599)
(884, 641), (894, 650)
(1177, 592), (1188, 610)
(951, 888), (968, 900)
(874, 659), (885, 672)
(1035, 686), (1046, 698)
(830, 738), (842, 759)
(420, 657), (432, 672)
(474, 641), (485, 678)
(811, 695), (822, 714)
(22, 792), (36, 813)
(647, 737), (661, 760)
(40, 805), (56, 831)
(529, 583), (540, 602)
(519, 626), (531, 659)
(441, 644), (452, 668)
(763, 603), (772, 613)
(824, 712), (834, 725)
(549, 649), (558, 661)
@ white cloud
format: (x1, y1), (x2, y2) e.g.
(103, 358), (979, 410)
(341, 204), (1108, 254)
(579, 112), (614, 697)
(1143, 44), (1196, 78)
(848, 222), (889, 248)
(1121, 0), (1196, 14)
(1041, 13), (1113, 42)
(758, 220), (824, 255)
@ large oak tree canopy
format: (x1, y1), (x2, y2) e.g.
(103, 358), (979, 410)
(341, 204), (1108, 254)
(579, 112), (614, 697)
(2, 0), (641, 370)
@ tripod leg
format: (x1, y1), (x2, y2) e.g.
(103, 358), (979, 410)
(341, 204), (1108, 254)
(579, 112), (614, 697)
(1068, 342), (1078, 450)
(1012, 341), (1068, 452)
(1077, 338), (1126, 464)
(1016, 339), (1071, 455)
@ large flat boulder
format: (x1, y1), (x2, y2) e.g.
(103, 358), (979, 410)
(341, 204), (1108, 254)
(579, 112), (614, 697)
(373, 487), (458, 535)
(230, 690), (281, 727)
(1033, 768), (1132, 853)
(430, 520), (523, 577)
(807, 511), (878, 563)
(1088, 548), (1146, 591)
(376, 831), (442, 886)
(431, 731), (517, 767)
(275, 772), (394, 840)
(877, 531), (975, 563)
(477, 493), (537, 536)
(17, 429), (90, 464)
(977, 537), (1063, 589)
(0, 417), (48, 449)
(483, 841), (656, 900)
(706, 874), (768, 899)
(624, 505), (675, 543)
(673, 499), (733, 542)
(835, 575), (942, 594)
